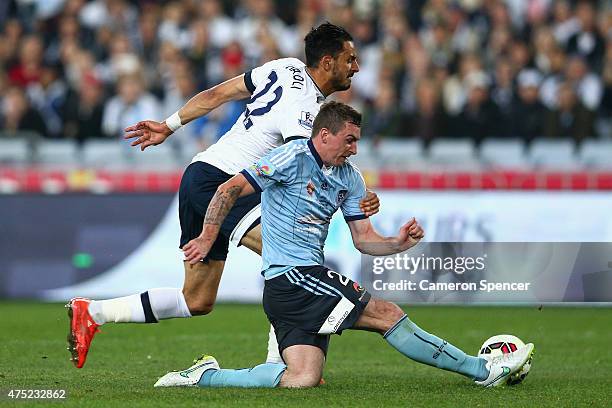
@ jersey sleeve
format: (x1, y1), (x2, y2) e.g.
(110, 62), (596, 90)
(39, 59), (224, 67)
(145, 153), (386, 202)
(340, 167), (368, 222)
(244, 59), (281, 94)
(240, 144), (298, 192)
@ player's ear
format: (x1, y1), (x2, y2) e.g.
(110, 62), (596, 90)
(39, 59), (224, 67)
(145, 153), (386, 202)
(321, 56), (333, 71)
(320, 128), (329, 143)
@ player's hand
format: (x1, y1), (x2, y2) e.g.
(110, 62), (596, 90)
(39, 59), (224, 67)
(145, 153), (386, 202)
(360, 190), (380, 217)
(397, 217), (425, 251)
(182, 236), (214, 265)
(124, 120), (173, 151)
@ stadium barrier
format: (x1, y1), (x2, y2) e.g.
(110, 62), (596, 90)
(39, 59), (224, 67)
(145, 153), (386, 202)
(2, 190), (611, 303)
(2, 168), (612, 193)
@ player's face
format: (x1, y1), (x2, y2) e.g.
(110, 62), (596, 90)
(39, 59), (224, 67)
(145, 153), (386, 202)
(330, 41), (359, 92)
(329, 122), (361, 166)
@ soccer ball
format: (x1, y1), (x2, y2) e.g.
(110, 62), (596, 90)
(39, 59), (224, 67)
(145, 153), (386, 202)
(478, 334), (532, 385)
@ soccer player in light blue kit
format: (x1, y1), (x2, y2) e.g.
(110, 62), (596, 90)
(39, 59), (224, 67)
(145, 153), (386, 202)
(156, 102), (535, 389)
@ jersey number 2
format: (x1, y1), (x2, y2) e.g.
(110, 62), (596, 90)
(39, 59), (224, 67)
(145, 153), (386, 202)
(243, 71), (283, 130)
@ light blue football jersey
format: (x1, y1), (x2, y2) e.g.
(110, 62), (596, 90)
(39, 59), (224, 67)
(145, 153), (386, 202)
(240, 138), (367, 279)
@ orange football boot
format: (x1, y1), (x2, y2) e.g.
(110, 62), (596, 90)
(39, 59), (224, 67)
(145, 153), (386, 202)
(66, 297), (100, 368)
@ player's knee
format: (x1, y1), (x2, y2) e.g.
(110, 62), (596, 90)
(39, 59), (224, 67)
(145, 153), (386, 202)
(384, 301), (405, 323)
(370, 299), (405, 332)
(183, 296), (215, 316)
(298, 372), (322, 388)
(281, 371), (321, 388)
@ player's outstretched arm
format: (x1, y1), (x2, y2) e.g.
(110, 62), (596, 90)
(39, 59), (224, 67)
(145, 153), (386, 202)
(124, 74), (251, 151)
(347, 217), (425, 256)
(360, 190), (380, 217)
(182, 173), (256, 264)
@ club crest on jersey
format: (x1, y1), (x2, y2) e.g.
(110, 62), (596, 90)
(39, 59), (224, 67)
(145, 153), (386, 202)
(306, 180), (316, 195)
(337, 189), (348, 204)
(298, 111), (314, 130)
(251, 162), (273, 177)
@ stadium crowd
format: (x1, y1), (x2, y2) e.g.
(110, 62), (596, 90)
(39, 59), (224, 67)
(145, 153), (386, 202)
(0, 0), (610, 149)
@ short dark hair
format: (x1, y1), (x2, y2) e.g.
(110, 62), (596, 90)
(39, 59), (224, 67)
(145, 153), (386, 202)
(311, 101), (361, 137)
(304, 22), (353, 68)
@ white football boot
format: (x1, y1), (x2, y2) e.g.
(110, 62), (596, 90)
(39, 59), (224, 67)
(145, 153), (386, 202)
(475, 343), (535, 387)
(154, 355), (220, 387)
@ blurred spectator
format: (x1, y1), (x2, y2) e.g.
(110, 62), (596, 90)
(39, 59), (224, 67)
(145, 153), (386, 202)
(508, 39), (532, 75)
(454, 71), (501, 142)
(185, 19), (210, 88)
(102, 73), (159, 139)
(45, 15), (88, 66)
(236, 0), (297, 66)
(566, 1), (605, 71)
(541, 56), (602, 111)
(162, 62), (206, 148)
(599, 42), (612, 138)
(79, 0), (138, 42)
(158, 2), (191, 50)
(0, 0), (610, 147)
(331, 86), (365, 117)
(8, 35), (44, 88)
(511, 69), (546, 141)
(552, 0), (580, 47)
(363, 79), (404, 142)
(544, 82), (595, 142)
(196, 0), (236, 50)
(27, 64), (67, 138)
(442, 53), (483, 116)
(98, 31), (141, 84)
(0, 19), (24, 70)
(490, 57), (515, 135)
(0, 86), (47, 137)
(135, 8), (159, 66)
(405, 78), (449, 146)
(62, 72), (105, 143)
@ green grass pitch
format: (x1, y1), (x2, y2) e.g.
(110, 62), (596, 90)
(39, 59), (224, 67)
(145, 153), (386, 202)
(0, 302), (610, 407)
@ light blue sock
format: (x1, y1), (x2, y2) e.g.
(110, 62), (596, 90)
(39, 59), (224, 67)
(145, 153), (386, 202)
(385, 315), (488, 381)
(198, 363), (287, 388)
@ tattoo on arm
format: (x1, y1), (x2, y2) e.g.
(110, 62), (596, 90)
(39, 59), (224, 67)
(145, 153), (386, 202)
(204, 185), (243, 226)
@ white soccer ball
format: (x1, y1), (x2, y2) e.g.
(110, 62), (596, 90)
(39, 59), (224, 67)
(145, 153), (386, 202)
(478, 334), (532, 385)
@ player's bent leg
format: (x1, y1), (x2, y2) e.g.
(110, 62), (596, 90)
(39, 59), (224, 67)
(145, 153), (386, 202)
(155, 355), (287, 388)
(353, 297), (489, 381)
(353, 297), (405, 334)
(238, 224), (287, 366)
(182, 260), (225, 315)
(66, 287), (193, 368)
(278, 344), (325, 388)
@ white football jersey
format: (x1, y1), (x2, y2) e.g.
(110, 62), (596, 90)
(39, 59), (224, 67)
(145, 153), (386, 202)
(192, 58), (326, 174)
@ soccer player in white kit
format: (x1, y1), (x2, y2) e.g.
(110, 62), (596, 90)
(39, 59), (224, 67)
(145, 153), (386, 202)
(66, 23), (379, 369)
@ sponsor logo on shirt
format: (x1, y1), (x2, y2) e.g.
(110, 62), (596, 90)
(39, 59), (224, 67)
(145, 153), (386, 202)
(298, 111), (314, 130)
